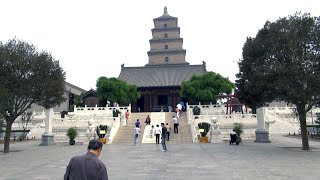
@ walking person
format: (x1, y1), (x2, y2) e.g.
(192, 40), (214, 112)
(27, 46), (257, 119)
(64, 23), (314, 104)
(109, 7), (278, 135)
(154, 124), (161, 144)
(171, 116), (179, 133)
(149, 125), (154, 138)
(161, 123), (167, 152)
(176, 108), (180, 119)
(134, 125), (141, 146)
(125, 110), (130, 124)
(135, 119), (141, 128)
(64, 140), (108, 180)
(165, 123), (171, 141)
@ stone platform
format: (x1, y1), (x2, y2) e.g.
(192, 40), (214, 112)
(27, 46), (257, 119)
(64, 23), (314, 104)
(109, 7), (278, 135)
(0, 136), (320, 180)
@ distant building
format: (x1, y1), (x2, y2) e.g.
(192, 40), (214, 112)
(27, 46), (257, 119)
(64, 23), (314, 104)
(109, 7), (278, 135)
(80, 89), (99, 107)
(119, 7), (206, 112)
(29, 82), (86, 112)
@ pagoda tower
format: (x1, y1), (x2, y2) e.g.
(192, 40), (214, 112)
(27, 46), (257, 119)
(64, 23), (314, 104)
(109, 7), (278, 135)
(147, 6), (188, 65)
(119, 7), (206, 112)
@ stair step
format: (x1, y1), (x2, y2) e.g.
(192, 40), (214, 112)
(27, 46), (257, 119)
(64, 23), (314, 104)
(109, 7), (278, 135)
(113, 112), (192, 144)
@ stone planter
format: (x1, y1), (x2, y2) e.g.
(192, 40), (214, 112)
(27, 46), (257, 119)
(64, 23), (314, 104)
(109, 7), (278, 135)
(99, 138), (107, 144)
(199, 136), (209, 143)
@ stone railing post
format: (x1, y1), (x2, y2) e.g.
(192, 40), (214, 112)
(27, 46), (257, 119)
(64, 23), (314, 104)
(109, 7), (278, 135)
(84, 105), (88, 112)
(255, 107), (271, 143)
(40, 108), (55, 146)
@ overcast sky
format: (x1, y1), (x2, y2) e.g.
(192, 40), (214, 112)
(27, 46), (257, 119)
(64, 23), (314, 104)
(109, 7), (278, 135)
(1, 0), (319, 91)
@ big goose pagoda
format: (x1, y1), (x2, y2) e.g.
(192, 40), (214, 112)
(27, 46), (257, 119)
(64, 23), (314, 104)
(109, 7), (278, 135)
(119, 7), (206, 112)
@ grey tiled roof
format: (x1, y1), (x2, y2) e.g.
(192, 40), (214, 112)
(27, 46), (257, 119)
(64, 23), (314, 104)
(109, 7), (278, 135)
(118, 63), (206, 88)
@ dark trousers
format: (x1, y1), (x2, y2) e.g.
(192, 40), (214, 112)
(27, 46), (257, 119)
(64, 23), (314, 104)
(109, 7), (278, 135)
(155, 134), (160, 144)
(167, 132), (170, 141)
(174, 123), (179, 133)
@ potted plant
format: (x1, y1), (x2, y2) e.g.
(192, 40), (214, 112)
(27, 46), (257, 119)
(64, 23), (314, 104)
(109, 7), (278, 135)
(112, 109), (121, 117)
(193, 106), (201, 119)
(198, 122), (210, 143)
(233, 122), (244, 137)
(67, 127), (78, 145)
(96, 125), (108, 144)
(61, 110), (68, 118)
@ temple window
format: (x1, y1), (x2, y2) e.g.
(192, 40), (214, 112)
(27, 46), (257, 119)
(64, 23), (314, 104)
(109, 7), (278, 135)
(165, 57), (169, 62)
(164, 34), (168, 38)
(164, 23), (167, 28)
(165, 45), (168, 49)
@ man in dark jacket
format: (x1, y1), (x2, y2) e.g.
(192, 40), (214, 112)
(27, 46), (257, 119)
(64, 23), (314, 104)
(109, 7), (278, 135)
(161, 123), (167, 152)
(64, 140), (108, 180)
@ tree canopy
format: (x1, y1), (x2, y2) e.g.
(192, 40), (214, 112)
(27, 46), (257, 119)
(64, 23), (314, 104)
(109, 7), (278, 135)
(235, 13), (320, 150)
(0, 38), (66, 153)
(0, 114), (5, 134)
(96, 76), (141, 106)
(180, 72), (234, 103)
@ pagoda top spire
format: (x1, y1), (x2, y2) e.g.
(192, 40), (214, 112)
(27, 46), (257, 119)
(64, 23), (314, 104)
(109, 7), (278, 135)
(164, 6), (168, 15)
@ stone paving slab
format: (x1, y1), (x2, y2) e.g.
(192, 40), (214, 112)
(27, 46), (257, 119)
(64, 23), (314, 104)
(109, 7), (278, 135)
(0, 136), (319, 180)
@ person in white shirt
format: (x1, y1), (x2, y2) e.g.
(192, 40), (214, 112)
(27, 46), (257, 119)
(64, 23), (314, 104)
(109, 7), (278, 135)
(154, 124), (161, 144)
(171, 116), (179, 133)
(134, 126), (141, 146)
(176, 104), (182, 118)
(149, 125), (154, 138)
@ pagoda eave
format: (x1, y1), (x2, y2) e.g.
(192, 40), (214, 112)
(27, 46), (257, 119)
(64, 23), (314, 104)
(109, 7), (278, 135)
(147, 49), (186, 55)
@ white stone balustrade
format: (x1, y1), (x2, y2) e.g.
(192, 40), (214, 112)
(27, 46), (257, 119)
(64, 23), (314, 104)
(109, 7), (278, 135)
(187, 103), (320, 143)
(25, 105), (130, 143)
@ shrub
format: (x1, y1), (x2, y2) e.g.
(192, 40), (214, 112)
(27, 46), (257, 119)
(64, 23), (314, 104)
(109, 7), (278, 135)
(233, 122), (244, 137)
(193, 106), (201, 115)
(198, 122), (210, 137)
(112, 109), (121, 117)
(66, 127), (78, 141)
(61, 110), (68, 118)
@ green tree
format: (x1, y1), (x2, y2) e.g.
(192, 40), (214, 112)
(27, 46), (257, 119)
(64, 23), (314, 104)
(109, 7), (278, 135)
(0, 114), (5, 135)
(235, 13), (320, 150)
(96, 76), (141, 105)
(180, 72), (234, 103)
(0, 38), (66, 153)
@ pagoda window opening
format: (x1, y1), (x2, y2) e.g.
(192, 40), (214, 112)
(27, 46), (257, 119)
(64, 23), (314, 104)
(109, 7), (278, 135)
(164, 34), (168, 38)
(165, 45), (168, 49)
(165, 57), (169, 62)
(164, 23), (167, 28)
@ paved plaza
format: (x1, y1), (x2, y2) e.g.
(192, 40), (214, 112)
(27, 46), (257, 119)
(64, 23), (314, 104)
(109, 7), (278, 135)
(0, 136), (319, 180)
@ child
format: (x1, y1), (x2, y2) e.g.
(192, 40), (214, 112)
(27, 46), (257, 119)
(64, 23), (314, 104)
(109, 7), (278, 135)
(149, 125), (154, 138)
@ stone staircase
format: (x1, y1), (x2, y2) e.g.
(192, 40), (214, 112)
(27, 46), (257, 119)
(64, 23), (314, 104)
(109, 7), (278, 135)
(141, 112), (165, 143)
(164, 112), (193, 144)
(113, 112), (193, 144)
(112, 112), (150, 144)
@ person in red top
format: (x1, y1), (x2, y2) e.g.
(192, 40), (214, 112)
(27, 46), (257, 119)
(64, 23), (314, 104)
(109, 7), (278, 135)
(145, 115), (151, 125)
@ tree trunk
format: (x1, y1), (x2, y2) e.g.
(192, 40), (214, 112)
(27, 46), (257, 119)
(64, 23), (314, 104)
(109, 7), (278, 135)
(4, 122), (13, 153)
(297, 103), (309, 150)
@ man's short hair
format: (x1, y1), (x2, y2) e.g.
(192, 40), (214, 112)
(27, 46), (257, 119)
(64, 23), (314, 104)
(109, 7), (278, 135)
(88, 140), (103, 150)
